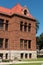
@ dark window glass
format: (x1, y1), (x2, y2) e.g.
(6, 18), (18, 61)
(0, 53), (3, 59)
(25, 53), (28, 58)
(20, 39), (23, 48)
(28, 23), (31, 31)
(24, 9), (27, 15)
(5, 20), (8, 30)
(5, 53), (8, 59)
(5, 39), (8, 48)
(20, 22), (23, 31)
(28, 40), (31, 48)
(24, 40), (27, 49)
(0, 38), (3, 48)
(24, 23), (27, 31)
(21, 53), (23, 59)
(29, 53), (32, 58)
(0, 19), (4, 29)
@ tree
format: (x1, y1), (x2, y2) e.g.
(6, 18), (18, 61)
(36, 20), (39, 33)
(39, 33), (43, 49)
(36, 33), (43, 50)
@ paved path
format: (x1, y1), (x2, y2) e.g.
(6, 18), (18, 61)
(0, 61), (43, 65)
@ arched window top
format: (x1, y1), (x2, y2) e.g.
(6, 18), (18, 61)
(24, 9), (27, 15)
(20, 21), (23, 24)
(24, 22), (27, 26)
(28, 23), (31, 26)
(20, 21), (23, 31)
(28, 23), (31, 32)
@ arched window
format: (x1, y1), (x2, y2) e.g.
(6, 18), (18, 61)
(24, 9), (27, 15)
(20, 21), (23, 31)
(24, 22), (27, 31)
(28, 23), (31, 31)
(5, 20), (8, 30)
(24, 40), (27, 49)
(20, 39), (23, 48)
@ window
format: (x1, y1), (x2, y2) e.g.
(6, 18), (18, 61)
(5, 53), (8, 59)
(24, 40), (27, 49)
(0, 19), (4, 29)
(5, 39), (8, 48)
(20, 39), (23, 48)
(24, 9), (27, 15)
(20, 39), (31, 49)
(28, 23), (31, 31)
(21, 53), (23, 59)
(28, 40), (31, 48)
(0, 53), (3, 59)
(24, 23), (27, 31)
(20, 21), (23, 31)
(5, 20), (8, 30)
(29, 53), (32, 58)
(0, 38), (3, 48)
(25, 53), (28, 58)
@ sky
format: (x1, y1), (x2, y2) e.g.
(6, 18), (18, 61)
(0, 0), (43, 36)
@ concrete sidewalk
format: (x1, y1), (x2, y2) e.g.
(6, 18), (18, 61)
(0, 61), (43, 65)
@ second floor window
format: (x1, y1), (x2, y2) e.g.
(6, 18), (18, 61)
(20, 39), (23, 48)
(28, 23), (31, 32)
(5, 20), (8, 31)
(24, 23), (27, 31)
(24, 40), (27, 49)
(5, 39), (8, 48)
(0, 19), (4, 29)
(20, 21), (31, 32)
(20, 21), (23, 31)
(0, 38), (3, 48)
(28, 40), (31, 48)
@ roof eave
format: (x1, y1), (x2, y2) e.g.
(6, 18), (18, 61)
(0, 13), (36, 22)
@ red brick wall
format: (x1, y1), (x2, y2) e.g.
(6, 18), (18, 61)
(0, 15), (36, 51)
(9, 16), (36, 51)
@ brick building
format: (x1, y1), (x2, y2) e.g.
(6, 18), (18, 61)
(0, 4), (37, 60)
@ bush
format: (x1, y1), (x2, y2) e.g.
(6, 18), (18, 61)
(2, 60), (10, 62)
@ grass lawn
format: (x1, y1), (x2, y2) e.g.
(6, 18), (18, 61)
(10, 63), (41, 65)
(4, 58), (43, 65)
(22, 58), (43, 61)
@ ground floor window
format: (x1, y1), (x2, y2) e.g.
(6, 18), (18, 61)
(0, 53), (3, 59)
(29, 53), (32, 58)
(0, 38), (3, 48)
(25, 53), (28, 58)
(21, 53), (23, 59)
(5, 53), (8, 59)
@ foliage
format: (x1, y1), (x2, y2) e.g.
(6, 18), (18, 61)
(36, 33), (43, 49)
(2, 59), (10, 62)
(36, 20), (39, 33)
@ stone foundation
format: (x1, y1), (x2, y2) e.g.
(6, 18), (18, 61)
(0, 50), (37, 60)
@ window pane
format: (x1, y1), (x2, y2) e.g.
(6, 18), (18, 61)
(5, 20), (8, 30)
(5, 53), (8, 59)
(20, 39), (23, 48)
(20, 22), (23, 31)
(24, 40), (27, 49)
(24, 9), (27, 15)
(5, 39), (8, 48)
(24, 23), (27, 31)
(28, 40), (31, 48)
(21, 53), (23, 59)
(0, 38), (3, 48)
(0, 19), (4, 29)
(28, 23), (31, 31)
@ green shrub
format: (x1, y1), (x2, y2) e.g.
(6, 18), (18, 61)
(2, 60), (10, 62)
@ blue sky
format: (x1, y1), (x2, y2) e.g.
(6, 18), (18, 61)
(0, 0), (43, 36)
